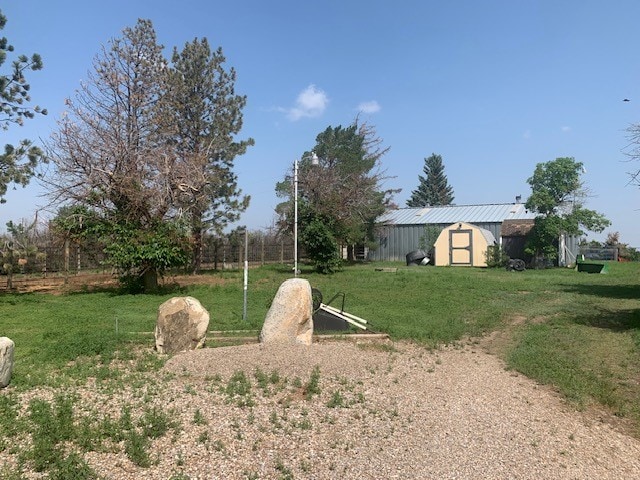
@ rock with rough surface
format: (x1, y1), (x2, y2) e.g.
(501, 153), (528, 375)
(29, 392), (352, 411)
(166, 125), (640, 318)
(260, 278), (313, 346)
(155, 297), (210, 354)
(0, 337), (15, 388)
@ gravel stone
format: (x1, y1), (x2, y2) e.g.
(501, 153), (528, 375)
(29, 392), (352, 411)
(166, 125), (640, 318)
(3, 341), (640, 479)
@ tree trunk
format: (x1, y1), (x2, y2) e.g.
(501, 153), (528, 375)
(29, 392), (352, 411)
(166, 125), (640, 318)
(142, 268), (158, 292)
(191, 214), (203, 274)
(213, 238), (219, 271)
(6, 247), (13, 289)
(64, 238), (70, 285)
(347, 244), (354, 262)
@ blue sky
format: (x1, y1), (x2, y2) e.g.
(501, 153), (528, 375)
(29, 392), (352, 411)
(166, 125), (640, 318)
(3, 1), (640, 245)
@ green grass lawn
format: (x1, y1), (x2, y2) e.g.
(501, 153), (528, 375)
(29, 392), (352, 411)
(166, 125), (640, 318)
(2, 261), (640, 433)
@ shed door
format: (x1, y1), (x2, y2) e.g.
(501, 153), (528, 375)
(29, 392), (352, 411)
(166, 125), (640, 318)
(449, 229), (473, 266)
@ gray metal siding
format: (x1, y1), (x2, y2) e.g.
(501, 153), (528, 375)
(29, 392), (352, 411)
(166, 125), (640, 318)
(369, 222), (503, 261)
(371, 205), (534, 262)
(369, 221), (580, 264)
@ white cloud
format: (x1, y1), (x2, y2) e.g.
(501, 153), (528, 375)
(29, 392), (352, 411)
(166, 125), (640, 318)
(357, 100), (381, 114)
(561, 126), (571, 133)
(283, 84), (328, 121)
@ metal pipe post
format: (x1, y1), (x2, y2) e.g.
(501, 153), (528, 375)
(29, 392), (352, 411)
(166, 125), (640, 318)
(294, 158), (298, 277)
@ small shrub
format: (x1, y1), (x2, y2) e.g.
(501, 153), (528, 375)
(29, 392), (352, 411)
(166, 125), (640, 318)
(327, 390), (346, 408)
(300, 217), (342, 274)
(485, 245), (508, 268)
(275, 457), (294, 480)
(197, 431), (209, 444)
(139, 405), (174, 439)
(124, 429), (151, 468)
(212, 439), (225, 452)
(169, 473), (191, 480)
(48, 452), (99, 480)
(303, 366), (321, 400)
(24, 395), (77, 471)
(193, 409), (207, 426)
(225, 371), (254, 407)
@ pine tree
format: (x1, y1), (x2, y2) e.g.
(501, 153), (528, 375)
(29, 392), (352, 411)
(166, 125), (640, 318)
(162, 38), (253, 273)
(407, 153), (454, 207)
(0, 9), (47, 203)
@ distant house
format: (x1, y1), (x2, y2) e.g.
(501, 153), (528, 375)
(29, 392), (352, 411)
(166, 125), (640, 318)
(368, 202), (571, 263)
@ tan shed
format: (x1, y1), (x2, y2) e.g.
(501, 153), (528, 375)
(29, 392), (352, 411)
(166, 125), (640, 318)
(433, 221), (497, 267)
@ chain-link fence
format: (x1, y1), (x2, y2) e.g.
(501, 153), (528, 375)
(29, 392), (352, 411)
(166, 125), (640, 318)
(2, 236), (298, 277)
(200, 236), (298, 270)
(578, 246), (618, 261)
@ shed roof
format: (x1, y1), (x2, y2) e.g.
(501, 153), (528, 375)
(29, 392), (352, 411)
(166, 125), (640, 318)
(501, 219), (535, 236)
(379, 203), (537, 226)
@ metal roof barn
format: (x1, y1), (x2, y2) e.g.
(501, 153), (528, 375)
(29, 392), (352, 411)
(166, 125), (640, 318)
(369, 203), (538, 262)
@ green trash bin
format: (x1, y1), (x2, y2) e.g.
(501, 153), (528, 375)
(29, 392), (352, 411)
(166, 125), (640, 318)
(576, 260), (607, 274)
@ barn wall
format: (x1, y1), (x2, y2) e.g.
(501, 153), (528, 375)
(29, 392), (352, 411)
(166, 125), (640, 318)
(502, 237), (529, 260)
(369, 225), (424, 262)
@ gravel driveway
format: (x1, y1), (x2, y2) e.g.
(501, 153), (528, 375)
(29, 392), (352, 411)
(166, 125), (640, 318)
(5, 340), (640, 479)
(104, 341), (640, 478)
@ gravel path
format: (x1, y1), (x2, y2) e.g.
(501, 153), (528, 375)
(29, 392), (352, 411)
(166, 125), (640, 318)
(5, 340), (640, 479)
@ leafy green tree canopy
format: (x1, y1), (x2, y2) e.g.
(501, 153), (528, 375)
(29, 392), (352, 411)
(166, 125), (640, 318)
(525, 157), (610, 259)
(525, 157), (582, 215)
(276, 120), (397, 269)
(407, 153), (454, 207)
(0, 9), (47, 203)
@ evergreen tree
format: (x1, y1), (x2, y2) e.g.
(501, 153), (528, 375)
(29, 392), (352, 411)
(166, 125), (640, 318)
(162, 38), (253, 273)
(0, 9), (47, 203)
(406, 153), (454, 207)
(275, 120), (397, 269)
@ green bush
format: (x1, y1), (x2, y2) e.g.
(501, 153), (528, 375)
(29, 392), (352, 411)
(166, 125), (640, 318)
(485, 245), (508, 268)
(300, 218), (342, 274)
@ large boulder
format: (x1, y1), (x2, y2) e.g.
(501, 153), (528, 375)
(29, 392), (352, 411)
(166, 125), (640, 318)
(155, 297), (210, 354)
(0, 337), (15, 388)
(260, 278), (313, 346)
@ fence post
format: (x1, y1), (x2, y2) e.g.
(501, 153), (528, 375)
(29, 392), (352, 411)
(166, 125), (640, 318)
(64, 238), (70, 285)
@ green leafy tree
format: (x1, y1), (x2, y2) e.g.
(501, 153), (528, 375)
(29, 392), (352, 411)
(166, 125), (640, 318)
(406, 153), (454, 207)
(525, 157), (610, 260)
(276, 120), (397, 268)
(0, 9), (47, 203)
(161, 38), (253, 273)
(299, 215), (341, 274)
(46, 20), (190, 291)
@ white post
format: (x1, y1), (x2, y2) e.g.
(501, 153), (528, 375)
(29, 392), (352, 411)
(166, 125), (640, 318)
(294, 158), (299, 277)
(293, 153), (317, 277)
(243, 228), (249, 321)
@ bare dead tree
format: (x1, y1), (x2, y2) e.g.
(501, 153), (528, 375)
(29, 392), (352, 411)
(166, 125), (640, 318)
(44, 20), (188, 291)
